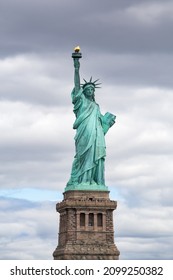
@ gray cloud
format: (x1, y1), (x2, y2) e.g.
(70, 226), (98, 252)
(1, 0), (173, 56)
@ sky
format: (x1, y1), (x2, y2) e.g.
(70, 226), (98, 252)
(0, 0), (173, 260)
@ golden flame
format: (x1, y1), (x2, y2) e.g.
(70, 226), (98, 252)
(74, 46), (80, 53)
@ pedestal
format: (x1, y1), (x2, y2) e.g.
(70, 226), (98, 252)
(53, 190), (120, 260)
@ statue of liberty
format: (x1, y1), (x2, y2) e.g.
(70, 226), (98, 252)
(66, 47), (116, 191)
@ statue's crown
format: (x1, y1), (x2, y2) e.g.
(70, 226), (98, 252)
(81, 77), (101, 90)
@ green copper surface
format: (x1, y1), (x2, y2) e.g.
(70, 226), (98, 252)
(66, 49), (116, 192)
(65, 183), (108, 192)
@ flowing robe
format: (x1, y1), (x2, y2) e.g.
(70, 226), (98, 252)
(67, 88), (106, 186)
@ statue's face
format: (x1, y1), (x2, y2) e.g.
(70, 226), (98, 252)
(84, 86), (95, 99)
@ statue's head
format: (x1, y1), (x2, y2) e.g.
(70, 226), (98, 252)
(82, 77), (101, 101)
(83, 85), (95, 100)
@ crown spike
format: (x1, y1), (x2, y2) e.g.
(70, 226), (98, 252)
(82, 77), (102, 90)
(93, 79), (100, 84)
(95, 83), (102, 86)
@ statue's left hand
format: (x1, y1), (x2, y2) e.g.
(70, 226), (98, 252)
(110, 119), (115, 127)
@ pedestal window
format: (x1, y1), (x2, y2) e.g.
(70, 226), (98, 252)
(80, 213), (85, 227)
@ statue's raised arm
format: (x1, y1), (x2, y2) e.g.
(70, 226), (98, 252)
(72, 46), (82, 93)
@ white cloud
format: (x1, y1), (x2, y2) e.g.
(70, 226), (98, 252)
(0, 54), (72, 105)
(0, 198), (58, 260)
(0, 99), (75, 190)
(115, 202), (173, 259)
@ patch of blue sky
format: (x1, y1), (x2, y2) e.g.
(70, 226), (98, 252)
(109, 186), (125, 202)
(0, 188), (61, 202)
(0, 186), (123, 202)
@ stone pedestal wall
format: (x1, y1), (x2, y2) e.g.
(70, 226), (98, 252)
(53, 190), (120, 260)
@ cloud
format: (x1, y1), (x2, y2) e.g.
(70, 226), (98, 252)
(126, 2), (173, 25)
(0, 98), (75, 189)
(0, 197), (57, 260)
(0, 54), (72, 105)
(1, 0), (173, 56)
(117, 236), (173, 259)
(115, 202), (173, 259)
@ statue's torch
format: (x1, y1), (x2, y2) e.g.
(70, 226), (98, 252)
(72, 46), (82, 59)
